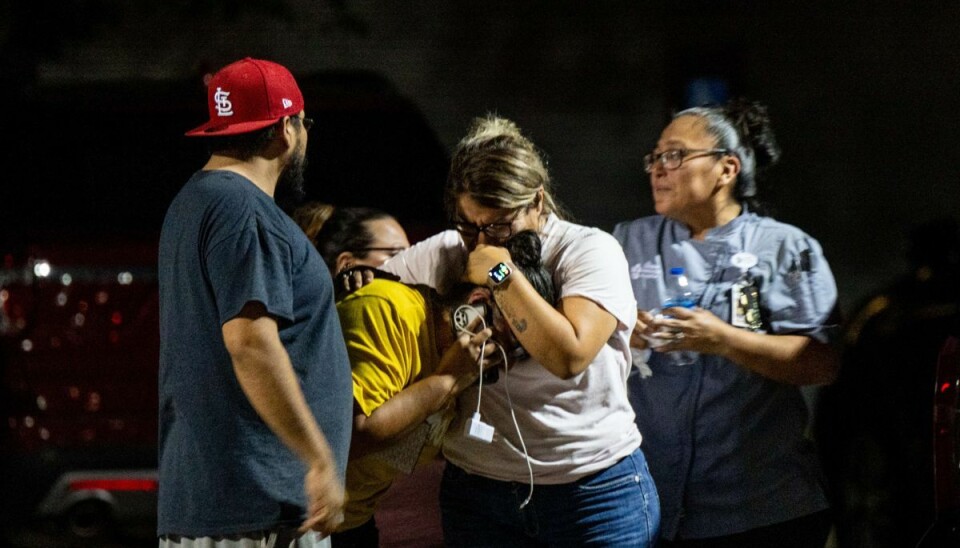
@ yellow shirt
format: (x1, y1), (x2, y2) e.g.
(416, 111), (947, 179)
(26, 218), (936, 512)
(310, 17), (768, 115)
(335, 279), (444, 531)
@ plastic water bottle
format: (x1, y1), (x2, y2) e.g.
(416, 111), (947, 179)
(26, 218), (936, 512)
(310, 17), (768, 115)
(664, 267), (695, 310)
(663, 267), (697, 366)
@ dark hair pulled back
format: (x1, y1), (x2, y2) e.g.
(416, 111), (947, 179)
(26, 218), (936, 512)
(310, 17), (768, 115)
(443, 229), (555, 314)
(503, 229), (556, 306)
(313, 206), (394, 273)
(675, 98), (781, 214)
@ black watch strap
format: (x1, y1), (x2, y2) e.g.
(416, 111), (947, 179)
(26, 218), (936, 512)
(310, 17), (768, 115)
(488, 262), (512, 286)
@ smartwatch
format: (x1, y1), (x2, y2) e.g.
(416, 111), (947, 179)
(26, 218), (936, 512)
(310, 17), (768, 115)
(488, 262), (512, 286)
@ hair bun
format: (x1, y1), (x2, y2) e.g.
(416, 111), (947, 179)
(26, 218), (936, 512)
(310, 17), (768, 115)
(504, 229), (542, 268)
(725, 98), (781, 170)
(503, 229), (557, 305)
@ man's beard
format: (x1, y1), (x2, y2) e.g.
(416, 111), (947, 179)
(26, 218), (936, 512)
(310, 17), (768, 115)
(275, 141), (307, 211)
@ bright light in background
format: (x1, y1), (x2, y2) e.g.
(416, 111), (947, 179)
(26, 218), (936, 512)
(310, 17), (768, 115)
(117, 271), (133, 285)
(34, 261), (51, 278)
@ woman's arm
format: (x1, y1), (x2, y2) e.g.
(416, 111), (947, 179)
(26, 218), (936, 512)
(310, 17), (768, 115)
(350, 326), (493, 457)
(465, 244), (618, 380)
(654, 306), (840, 385)
(380, 230), (465, 293)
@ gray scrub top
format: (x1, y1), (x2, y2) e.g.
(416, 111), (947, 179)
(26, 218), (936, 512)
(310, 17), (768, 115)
(613, 210), (839, 540)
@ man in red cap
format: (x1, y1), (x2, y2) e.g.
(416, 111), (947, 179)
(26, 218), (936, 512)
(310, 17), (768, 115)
(158, 58), (353, 548)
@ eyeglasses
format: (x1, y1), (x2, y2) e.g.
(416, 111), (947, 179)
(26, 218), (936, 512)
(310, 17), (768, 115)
(643, 148), (730, 173)
(289, 116), (314, 131)
(453, 208), (524, 241)
(351, 247), (407, 258)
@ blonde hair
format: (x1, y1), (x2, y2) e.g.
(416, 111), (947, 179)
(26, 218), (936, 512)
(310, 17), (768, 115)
(291, 201), (335, 245)
(445, 115), (566, 220)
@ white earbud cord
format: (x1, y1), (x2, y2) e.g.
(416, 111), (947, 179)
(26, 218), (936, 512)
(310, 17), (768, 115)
(498, 342), (534, 508)
(453, 305), (534, 509)
(454, 305), (487, 414)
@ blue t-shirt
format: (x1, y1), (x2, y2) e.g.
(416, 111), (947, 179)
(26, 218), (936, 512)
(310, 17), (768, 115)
(613, 211), (838, 540)
(157, 170), (353, 536)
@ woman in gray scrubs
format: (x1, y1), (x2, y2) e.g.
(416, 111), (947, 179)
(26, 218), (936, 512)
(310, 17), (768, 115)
(613, 99), (840, 548)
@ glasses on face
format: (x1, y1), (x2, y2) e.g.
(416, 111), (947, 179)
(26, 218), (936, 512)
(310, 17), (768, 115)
(290, 116), (314, 131)
(643, 148), (730, 173)
(453, 208), (524, 241)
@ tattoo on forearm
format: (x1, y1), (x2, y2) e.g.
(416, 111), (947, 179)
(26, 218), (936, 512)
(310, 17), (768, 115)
(495, 291), (528, 334)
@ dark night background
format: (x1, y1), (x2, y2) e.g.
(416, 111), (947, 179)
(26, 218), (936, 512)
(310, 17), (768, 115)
(1, 0), (956, 307)
(1, 1), (958, 547)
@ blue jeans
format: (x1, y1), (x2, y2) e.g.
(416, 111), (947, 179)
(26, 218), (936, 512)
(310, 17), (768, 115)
(440, 447), (660, 547)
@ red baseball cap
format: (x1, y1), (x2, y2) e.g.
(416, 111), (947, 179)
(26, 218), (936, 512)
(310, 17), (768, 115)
(185, 57), (305, 137)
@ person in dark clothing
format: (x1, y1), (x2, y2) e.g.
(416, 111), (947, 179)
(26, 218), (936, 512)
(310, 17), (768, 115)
(158, 57), (353, 548)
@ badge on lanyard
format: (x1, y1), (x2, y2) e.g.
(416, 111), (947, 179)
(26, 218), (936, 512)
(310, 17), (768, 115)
(730, 252), (763, 332)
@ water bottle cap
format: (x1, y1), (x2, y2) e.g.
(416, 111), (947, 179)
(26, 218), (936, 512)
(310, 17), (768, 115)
(669, 267), (685, 275)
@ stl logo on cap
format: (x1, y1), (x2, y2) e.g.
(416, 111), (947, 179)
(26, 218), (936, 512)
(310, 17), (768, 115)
(214, 88), (234, 118)
(185, 57), (304, 137)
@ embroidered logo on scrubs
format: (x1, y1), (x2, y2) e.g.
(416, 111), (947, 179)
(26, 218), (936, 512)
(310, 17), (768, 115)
(630, 260), (660, 280)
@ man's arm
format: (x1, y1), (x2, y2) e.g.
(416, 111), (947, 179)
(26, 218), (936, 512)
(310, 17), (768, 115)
(221, 301), (344, 535)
